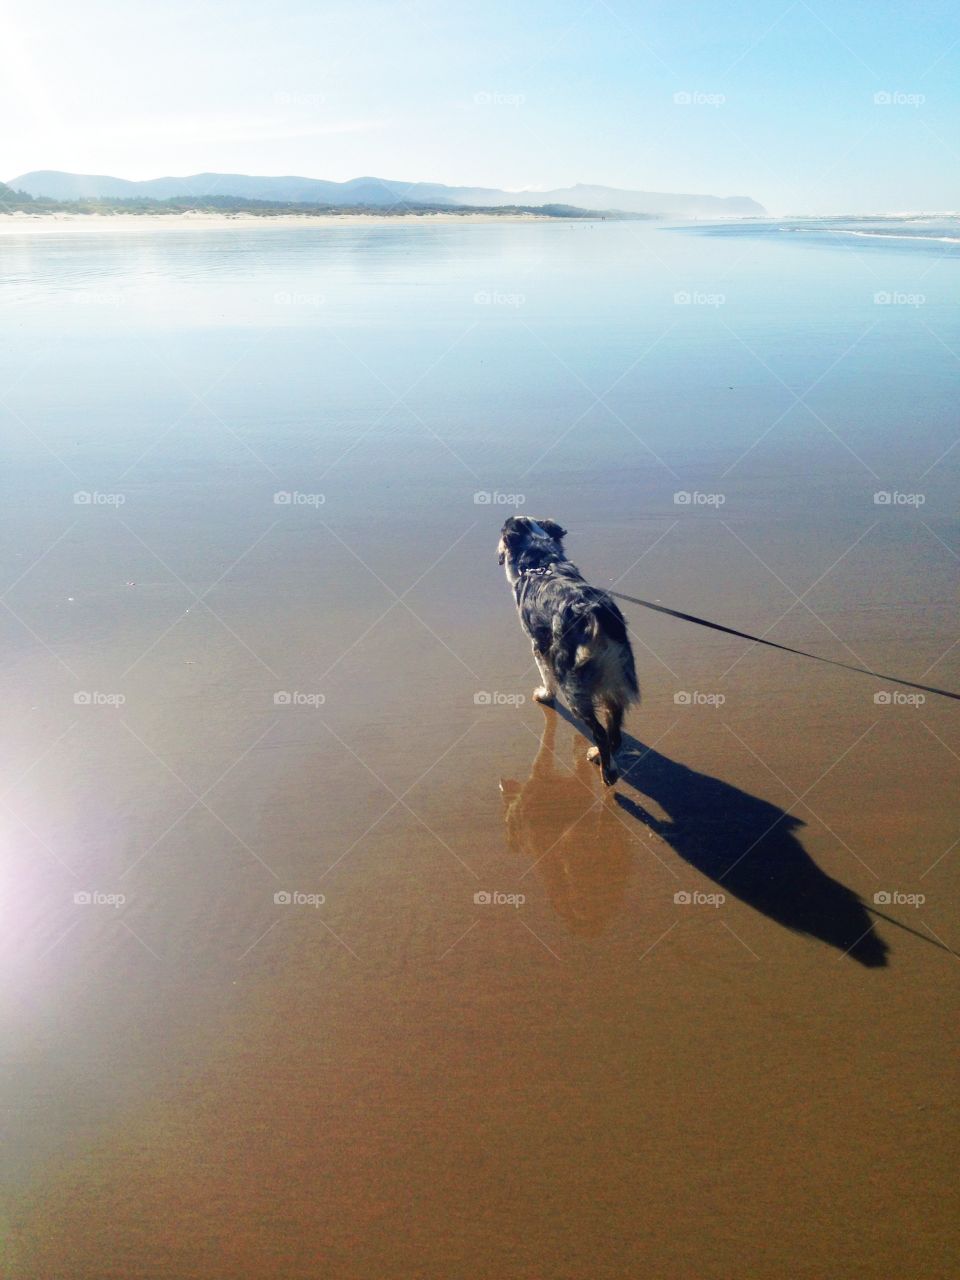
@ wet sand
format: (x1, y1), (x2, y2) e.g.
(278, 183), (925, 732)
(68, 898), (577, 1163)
(1, 220), (957, 1277)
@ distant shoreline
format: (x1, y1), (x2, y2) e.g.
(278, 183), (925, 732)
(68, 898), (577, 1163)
(0, 209), (570, 234)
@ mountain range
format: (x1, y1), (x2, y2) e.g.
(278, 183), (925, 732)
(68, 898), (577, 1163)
(9, 171), (765, 217)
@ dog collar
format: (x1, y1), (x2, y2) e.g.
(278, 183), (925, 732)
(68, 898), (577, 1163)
(514, 563), (553, 602)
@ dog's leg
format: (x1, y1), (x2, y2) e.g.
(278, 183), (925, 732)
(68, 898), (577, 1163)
(572, 696), (617, 785)
(584, 716), (616, 785)
(532, 646), (558, 704)
(605, 701), (624, 756)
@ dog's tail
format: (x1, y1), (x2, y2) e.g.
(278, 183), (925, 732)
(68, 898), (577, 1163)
(552, 599), (640, 706)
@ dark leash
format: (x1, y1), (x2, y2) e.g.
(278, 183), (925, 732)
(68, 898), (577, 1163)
(607, 590), (960, 704)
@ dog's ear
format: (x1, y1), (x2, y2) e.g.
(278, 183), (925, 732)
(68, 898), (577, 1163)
(539, 519), (567, 541)
(498, 521), (526, 565)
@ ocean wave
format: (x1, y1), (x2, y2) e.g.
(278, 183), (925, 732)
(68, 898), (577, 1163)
(825, 228), (960, 243)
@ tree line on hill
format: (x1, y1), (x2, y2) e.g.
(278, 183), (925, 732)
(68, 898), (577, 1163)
(0, 182), (644, 220)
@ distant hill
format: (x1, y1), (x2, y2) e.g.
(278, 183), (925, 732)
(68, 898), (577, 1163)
(0, 183), (644, 221)
(9, 171), (765, 217)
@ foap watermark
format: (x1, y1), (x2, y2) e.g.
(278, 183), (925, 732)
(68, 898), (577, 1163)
(674, 490), (725, 506)
(474, 691), (526, 707)
(274, 290), (325, 307)
(474, 290), (525, 308)
(474, 90), (526, 107)
(274, 691), (326, 708)
(74, 890), (126, 908)
(474, 490), (525, 506)
(274, 490), (326, 506)
(274, 890), (326, 907)
(874, 690), (925, 707)
(874, 291), (925, 307)
(74, 691), (125, 707)
(873, 890), (925, 908)
(873, 90), (925, 107)
(873, 490), (925, 506)
(674, 290), (725, 307)
(673, 90), (726, 107)
(473, 890), (526, 908)
(74, 490), (126, 506)
(674, 691), (726, 708)
(674, 889), (726, 906)
(274, 90), (326, 108)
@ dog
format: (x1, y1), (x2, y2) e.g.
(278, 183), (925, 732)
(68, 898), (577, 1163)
(498, 516), (639, 784)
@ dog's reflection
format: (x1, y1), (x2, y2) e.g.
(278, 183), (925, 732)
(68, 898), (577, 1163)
(500, 711), (633, 936)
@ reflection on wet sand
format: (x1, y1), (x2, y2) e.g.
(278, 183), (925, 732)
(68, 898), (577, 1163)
(520, 705), (889, 965)
(500, 710), (632, 936)
(5, 219), (959, 1279)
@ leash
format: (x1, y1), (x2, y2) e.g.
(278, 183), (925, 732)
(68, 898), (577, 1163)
(608, 590), (960, 703)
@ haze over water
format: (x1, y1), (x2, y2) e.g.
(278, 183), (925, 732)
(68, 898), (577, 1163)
(1, 217), (958, 1278)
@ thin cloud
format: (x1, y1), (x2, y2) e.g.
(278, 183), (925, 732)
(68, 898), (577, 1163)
(91, 114), (390, 145)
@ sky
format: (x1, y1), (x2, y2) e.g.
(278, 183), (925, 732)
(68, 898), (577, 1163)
(2, 0), (959, 213)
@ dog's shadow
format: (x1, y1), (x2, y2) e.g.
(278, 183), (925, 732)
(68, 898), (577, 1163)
(502, 706), (891, 966)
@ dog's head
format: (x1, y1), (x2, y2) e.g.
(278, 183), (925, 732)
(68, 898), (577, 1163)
(497, 516), (568, 583)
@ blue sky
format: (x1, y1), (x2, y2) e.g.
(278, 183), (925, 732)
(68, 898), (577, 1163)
(3, 0), (959, 212)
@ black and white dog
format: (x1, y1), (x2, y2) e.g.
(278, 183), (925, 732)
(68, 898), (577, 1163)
(498, 516), (639, 784)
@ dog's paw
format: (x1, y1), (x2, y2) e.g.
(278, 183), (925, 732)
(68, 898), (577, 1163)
(533, 687), (555, 704)
(586, 747), (617, 783)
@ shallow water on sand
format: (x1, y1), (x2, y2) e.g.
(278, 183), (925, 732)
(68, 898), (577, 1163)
(1, 220), (958, 1278)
